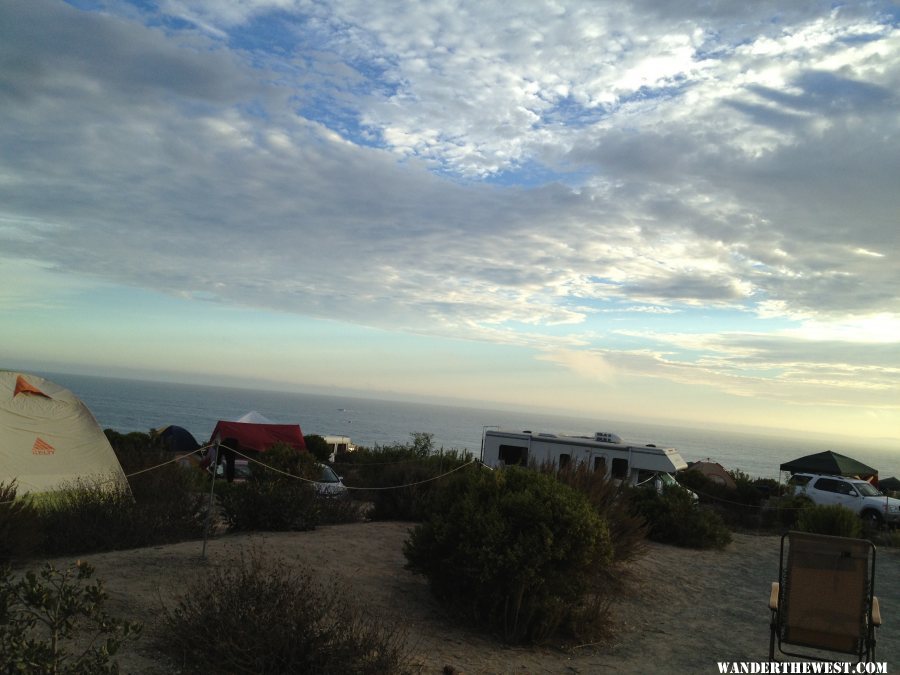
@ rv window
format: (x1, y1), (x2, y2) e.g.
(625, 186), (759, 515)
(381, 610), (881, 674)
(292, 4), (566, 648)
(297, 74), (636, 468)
(593, 456), (606, 473)
(498, 444), (528, 466)
(559, 453), (571, 469)
(611, 457), (628, 480)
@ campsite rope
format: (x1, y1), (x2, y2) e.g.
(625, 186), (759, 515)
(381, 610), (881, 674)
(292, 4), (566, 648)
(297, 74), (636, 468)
(227, 447), (480, 490)
(342, 459), (480, 491)
(123, 445), (209, 478)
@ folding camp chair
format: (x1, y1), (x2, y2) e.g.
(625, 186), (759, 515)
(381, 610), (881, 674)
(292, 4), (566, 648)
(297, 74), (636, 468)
(769, 531), (882, 661)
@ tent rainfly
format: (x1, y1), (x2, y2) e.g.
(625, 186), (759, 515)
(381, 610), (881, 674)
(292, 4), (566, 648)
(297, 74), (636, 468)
(686, 460), (737, 489)
(779, 451), (878, 481)
(210, 411), (306, 453)
(0, 371), (129, 494)
(153, 425), (201, 454)
(878, 477), (900, 493)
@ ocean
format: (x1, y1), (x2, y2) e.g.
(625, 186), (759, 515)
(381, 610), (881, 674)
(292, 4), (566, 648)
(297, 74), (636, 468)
(40, 371), (900, 481)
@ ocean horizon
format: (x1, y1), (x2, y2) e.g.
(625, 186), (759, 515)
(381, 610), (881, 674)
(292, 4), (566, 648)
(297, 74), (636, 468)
(31, 370), (900, 482)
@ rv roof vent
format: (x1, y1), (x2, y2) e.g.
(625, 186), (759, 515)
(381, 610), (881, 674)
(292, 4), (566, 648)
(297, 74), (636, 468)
(594, 432), (623, 444)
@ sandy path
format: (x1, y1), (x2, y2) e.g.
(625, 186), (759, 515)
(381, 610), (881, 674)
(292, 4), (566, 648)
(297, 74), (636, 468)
(34, 522), (900, 673)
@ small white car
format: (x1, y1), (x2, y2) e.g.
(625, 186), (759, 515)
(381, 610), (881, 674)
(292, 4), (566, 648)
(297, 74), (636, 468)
(314, 464), (348, 499)
(789, 473), (900, 527)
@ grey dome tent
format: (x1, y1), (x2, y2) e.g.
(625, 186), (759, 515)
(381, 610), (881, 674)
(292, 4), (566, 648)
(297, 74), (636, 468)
(779, 451), (877, 480)
(0, 371), (129, 494)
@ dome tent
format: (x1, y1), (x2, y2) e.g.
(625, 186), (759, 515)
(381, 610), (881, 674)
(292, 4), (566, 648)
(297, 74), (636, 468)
(153, 425), (201, 454)
(0, 371), (129, 494)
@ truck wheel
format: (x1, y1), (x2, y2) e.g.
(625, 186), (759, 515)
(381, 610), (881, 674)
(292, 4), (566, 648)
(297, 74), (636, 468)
(861, 510), (883, 530)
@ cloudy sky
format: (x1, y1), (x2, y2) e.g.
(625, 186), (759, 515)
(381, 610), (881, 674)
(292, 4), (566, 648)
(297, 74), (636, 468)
(2, 0), (898, 442)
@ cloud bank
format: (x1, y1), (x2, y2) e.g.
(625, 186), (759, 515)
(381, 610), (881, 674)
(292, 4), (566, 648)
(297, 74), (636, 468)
(2, 0), (898, 420)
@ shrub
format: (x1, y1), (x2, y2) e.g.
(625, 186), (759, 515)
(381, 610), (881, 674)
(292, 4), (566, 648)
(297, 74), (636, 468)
(125, 461), (206, 545)
(627, 486), (732, 549)
(676, 470), (764, 529)
(543, 462), (647, 567)
(796, 504), (862, 538)
(219, 480), (319, 531)
(336, 440), (472, 522)
(316, 495), (367, 526)
(36, 478), (140, 556)
(304, 434), (333, 463)
(108, 429), (206, 545)
(249, 442), (318, 481)
(162, 550), (409, 674)
(0, 561), (142, 674)
(762, 494), (812, 529)
(0, 482), (41, 564)
(404, 465), (613, 644)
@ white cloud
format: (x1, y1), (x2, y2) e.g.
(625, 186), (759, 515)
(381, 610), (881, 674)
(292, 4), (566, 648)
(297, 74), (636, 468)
(1, 0), (898, 426)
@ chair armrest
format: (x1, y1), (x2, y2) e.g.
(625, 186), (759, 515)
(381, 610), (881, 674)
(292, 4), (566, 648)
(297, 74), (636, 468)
(872, 596), (882, 626)
(769, 582), (779, 610)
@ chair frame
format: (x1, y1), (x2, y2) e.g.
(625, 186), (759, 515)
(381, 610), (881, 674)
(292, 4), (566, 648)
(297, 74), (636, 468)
(769, 531), (880, 662)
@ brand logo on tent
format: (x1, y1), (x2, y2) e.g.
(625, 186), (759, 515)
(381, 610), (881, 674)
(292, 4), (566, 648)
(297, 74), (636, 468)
(32, 438), (55, 455)
(14, 375), (51, 398)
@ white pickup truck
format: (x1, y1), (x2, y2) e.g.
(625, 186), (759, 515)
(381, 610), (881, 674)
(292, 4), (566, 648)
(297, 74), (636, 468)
(789, 472), (900, 527)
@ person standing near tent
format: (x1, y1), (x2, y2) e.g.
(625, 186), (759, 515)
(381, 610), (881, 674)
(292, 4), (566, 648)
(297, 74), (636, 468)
(200, 444), (218, 479)
(221, 438), (238, 483)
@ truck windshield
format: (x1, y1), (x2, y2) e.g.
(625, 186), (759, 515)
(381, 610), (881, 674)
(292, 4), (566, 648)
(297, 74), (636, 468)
(319, 465), (340, 483)
(857, 482), (882, 497)
(657, 472), (678, 486)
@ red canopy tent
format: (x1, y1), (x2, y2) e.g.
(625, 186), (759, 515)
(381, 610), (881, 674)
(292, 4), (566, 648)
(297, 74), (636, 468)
(210, 414), (306, 453)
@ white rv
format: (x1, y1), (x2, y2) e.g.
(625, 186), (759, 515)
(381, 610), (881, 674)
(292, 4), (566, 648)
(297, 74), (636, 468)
(481, 428), (688, 488)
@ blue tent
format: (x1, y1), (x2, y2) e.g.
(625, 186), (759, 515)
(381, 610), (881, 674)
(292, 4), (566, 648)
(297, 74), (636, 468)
(155, 425), (200, 454)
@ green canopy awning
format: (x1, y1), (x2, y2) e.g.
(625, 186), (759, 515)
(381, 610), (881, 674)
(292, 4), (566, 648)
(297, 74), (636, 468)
(780, 451), (877, 479)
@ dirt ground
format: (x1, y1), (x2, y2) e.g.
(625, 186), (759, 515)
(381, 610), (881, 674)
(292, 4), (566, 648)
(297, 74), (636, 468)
(34, 522), (900, 673)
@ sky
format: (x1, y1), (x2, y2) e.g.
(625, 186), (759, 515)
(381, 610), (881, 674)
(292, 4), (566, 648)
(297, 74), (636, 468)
(1, 0), (899, 444)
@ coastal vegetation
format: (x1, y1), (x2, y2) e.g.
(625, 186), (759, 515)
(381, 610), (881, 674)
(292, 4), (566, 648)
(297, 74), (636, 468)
(627, 483), (733, 550)
(161, 550), (410, 674)
(335, 432), (473, 521)
(404, 465), (614, 644)
(2, 427), (897, 669)
(0, 560), (141, 674)
(795, 503), (863, 538)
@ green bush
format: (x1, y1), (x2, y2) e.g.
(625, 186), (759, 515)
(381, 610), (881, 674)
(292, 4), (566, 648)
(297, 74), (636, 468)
(0, 561), (141, 674)
(315, 495), (367, 526)
(219, 480), (319, 531)
(762, 494), (812, 529)
(36, 478), (139, 556)
(249, 442), (318, 481)
(627, 486), (732, 549)
(0, 482), (41, 564)
(543, 462), (647, 567)
(795, 503), (863, 538)
(336, 438), (472, 522)
(304, 434), (333, 463)
(162, 550), (409, 674)
(676, 470), (764, 529)
(404, 466), (613, 644)
(108, 429), (206, 545)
